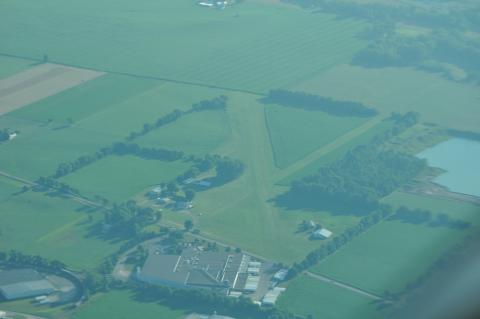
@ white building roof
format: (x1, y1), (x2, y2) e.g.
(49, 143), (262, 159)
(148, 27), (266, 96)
(313, 228), (332, 239)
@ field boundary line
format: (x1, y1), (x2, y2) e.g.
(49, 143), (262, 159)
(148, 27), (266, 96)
(305, 271), (386, 301)
(0, 52), (266, 97)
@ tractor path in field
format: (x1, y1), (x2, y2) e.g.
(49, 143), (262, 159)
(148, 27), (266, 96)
(305, 271), (386, 301)
(273, 115), (386, 183)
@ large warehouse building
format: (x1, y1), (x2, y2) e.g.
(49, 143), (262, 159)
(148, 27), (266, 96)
(137, 248), (254, 292)
(0, 269), (56, 301)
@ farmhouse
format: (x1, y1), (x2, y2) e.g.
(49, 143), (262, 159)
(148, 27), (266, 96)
(0, 269), (55, 301)
(312, 228), (333, 240)
(137, 248), (257, 293)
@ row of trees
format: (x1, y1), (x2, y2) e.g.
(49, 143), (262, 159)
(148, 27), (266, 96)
(192, 95), (228, 112)
(132, 283), (299, 319)
(35, 176), (81, 196)
(287, 205), (394, 280)
(0, 250), (66, 272)
(265, 89), (378, 117)
(391, 206), (471, 230)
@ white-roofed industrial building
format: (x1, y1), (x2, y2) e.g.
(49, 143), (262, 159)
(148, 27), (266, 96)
(262, 287), (286, 306)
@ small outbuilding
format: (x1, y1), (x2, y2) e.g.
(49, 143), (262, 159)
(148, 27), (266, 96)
(312, 228), (333, 240)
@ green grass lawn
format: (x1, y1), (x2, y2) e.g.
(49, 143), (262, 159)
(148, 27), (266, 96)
(61, 155), (191, 202)
(295, 64), (480, 132)
(310, 218), (475, 294)
(0, 55), (33, 79)
(278, 275), (382, 319)
(279, 117), (394, 185)
(265, 104), (368, 168)
(0, 1), (366, 93)
(71, 290), (186, 319)
(137, 109), (231, 155)
(0, 180), (123, 270)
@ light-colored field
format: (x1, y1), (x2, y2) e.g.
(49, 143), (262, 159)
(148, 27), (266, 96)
(295, 64), (480, 132)
(0, 63), (104, 116)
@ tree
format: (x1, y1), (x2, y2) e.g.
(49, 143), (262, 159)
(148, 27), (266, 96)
(185, 189), (196, 202)
(184, 220), (194, 232)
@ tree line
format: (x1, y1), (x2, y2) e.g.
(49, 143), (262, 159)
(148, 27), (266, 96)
(0, 129), (11, 142)
(0, 250), (66, 272)
(264, 89), (378, 117)
(390, 206), (471, 230)
(286, 205), (394, 280)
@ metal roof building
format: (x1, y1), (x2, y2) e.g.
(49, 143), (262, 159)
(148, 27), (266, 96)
(0, 269), (55, 301)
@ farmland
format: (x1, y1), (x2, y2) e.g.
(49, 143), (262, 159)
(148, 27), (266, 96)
(277, 275), (382, 319)
(0, 55), (32, 79)
(0, 178), (122, 270)
(310, 217), (477, 294)
(295, 64), (480, 132)
(0, 1), (367, 93)
(265, 104), (368, 168)
(61, 155), (191, 202)
(72, 290), (186, 319)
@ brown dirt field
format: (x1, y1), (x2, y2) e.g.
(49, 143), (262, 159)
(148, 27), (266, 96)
(0, 63), (104, 116)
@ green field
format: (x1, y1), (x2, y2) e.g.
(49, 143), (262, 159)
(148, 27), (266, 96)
(265, 104), (368, 168)
(0, 178), (122, 270)
(61, 155), (191, 202)
(310, 217), (475, 294)
(0, 55), (32, 79)
(295, 64), (480, 132)
(137, 109), (232, 155)
(72, 290), (186, 319)
(0, 1), (367, 93)
(278, 275), (382, 319)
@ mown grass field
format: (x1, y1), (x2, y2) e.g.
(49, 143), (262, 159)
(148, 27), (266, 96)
(277, 275), (382, 319)
(295, 64), (480, 132)
(0, 178), (123, 270)
(265, 104), (368, 168)
(0, 55), (32, 79)
(0, 1), (367, 93)
(71, 290), (186, 319)
(137, 109), (231, 155)
(61, 155), (191, 202)
(310, 216), (477, 294)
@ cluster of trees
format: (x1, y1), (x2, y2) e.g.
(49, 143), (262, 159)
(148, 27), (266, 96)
(265, 89), (378, 117)
(391, 207), (471, 230)
(0, 250), (66, 271)
(192, 95), (228, 112)
(103, 200), (161, 238)
(133, 283), (299, 319)
(35, 176), (81, 196)
(0, 129), (11, 142)
(287, 205), (393, 279)
(287, 145), (426, 213)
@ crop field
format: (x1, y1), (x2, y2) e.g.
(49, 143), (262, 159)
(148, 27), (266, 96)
(295, 64), (480, 132)
(61, 155), (191, 202)
(310, 218), (476, 294)
(0, 55), (32, 79)
(137, 109), (232, 155)
(0, 178), (123, 270)
(72, 290), (186, 319)
(0, 1), (367, 93)
(265, 104), (369, 168)
(277, 275), (382, 319)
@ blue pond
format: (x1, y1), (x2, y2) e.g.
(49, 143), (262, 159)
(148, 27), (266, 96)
(417, 138), (480, 197)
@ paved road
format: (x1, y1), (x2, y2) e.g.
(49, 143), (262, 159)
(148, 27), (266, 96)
(2, 310), (49, 319)
(305, 271), (386, 301)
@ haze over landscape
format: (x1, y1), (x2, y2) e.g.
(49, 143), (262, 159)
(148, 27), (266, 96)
(0, 1), (479, 319)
